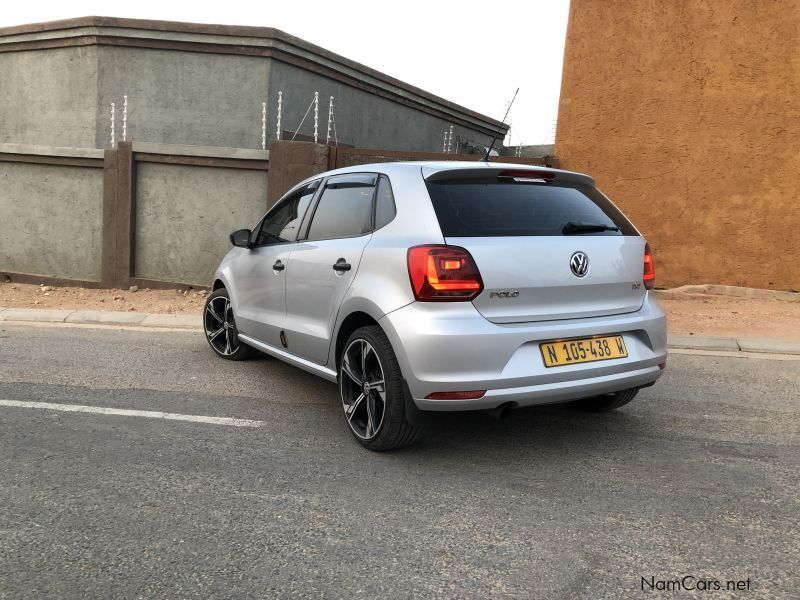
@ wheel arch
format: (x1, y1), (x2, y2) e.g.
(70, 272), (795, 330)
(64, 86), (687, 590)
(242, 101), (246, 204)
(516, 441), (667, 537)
(332, 310), (382, 372)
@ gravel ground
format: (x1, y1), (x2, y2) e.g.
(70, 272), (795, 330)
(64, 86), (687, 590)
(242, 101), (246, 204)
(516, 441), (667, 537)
(0, 282), (207, 314)
(657, 293), (800, 340)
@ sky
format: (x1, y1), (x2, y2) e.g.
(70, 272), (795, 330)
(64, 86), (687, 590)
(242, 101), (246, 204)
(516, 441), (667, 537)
(1, 0), (571, 146)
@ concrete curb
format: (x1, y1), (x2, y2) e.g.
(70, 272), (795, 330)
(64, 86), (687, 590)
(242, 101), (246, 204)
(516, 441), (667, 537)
(0, 307), (201, 330)
(653, 284), (800, 302)
(666, 334), (800, 355)
(1, 307), (798, 356)
(667, 334), (740, 352)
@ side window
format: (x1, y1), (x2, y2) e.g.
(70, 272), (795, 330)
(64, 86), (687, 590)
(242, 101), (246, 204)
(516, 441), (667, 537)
(374, 175), (396, 230)
(254, 185), (316, 246)
(305, 174), (377, 241)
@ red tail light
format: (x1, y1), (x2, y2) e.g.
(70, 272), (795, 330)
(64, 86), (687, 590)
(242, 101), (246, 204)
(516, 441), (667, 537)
(407, 245), (483, 301)
(643, 243), (656, 290)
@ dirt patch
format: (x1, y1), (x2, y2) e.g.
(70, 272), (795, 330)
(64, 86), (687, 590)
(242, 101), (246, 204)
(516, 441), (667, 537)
(0, 282), (207, 314)
(657, 293), (800, 340)
(2, 282), (799, 341)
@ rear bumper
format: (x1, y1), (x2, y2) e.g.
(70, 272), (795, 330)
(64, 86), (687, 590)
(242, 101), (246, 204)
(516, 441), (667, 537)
(379, 293), (667, 412)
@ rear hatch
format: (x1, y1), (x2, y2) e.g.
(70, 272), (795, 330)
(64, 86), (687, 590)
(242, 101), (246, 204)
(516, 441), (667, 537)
(423, 166), (646, 324)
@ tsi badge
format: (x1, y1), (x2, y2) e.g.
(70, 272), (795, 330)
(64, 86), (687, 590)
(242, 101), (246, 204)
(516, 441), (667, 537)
(490, 290), (520, 299)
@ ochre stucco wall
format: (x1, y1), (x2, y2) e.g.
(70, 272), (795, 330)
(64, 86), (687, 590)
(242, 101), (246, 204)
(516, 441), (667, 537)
(556, 0), (800, 290)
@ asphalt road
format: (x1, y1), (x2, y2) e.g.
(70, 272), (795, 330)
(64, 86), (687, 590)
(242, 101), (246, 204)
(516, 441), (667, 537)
(1, 323), (798, 599)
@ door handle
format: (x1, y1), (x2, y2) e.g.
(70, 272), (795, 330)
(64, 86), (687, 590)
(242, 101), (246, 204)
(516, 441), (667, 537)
(273, 260), (285, 272)
(332, 259), (351, 272)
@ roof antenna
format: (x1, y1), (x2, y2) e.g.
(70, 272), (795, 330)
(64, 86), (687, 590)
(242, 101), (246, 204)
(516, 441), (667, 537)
(482, 88), (518, 162)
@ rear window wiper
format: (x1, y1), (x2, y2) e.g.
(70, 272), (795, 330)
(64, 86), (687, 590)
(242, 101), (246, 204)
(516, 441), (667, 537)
(562, 221), (620, 235)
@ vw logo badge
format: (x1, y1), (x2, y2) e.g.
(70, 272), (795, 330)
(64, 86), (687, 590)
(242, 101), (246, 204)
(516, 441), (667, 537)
(570, 251), (589, 278)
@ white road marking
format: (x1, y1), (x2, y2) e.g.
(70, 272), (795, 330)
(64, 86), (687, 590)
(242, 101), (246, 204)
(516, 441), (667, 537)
(0, 399), (265, 428)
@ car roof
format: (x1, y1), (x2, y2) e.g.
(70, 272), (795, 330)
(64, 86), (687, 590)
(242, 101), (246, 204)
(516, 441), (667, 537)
(286, 161), (595, 196)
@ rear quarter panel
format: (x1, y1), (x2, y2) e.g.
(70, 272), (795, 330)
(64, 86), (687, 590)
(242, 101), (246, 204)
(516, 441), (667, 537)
(325, 165), (446, 368)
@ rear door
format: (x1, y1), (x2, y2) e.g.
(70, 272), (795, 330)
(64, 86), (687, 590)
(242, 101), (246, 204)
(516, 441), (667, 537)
(232, 182), (318, 346)
(284, 173), (378, 364)
(424, 168), (646, 324)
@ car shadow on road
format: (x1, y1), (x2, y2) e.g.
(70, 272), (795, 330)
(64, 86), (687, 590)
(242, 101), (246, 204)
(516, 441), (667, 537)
(241, 352), (665, 460)
(396, 400), (660, 458)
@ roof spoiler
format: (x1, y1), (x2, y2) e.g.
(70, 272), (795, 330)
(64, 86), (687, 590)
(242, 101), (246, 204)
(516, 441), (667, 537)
(422, 165), (595, 187)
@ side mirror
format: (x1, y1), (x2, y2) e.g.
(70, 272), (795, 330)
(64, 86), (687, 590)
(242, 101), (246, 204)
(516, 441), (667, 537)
(230, 229), (252, 248)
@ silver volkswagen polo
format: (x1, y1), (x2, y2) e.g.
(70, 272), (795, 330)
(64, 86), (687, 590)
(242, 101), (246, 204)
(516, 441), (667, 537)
(204, 162), (667, 450)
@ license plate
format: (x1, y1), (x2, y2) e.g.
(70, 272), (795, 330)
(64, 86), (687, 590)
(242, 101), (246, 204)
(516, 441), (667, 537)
(540, 335), (628, 368)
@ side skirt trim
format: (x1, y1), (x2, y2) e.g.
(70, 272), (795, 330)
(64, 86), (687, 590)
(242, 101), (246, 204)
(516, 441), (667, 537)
(238, 334), (338, 382)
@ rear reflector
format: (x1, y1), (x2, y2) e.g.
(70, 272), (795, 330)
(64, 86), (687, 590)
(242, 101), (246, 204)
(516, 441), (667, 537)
(425, 390), (486, 400)
(407, 245), (483, 301)
(643, 243), (656, 290)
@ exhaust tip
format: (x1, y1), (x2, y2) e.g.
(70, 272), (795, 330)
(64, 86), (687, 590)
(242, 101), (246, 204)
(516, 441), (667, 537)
(488, 402), (515, 420)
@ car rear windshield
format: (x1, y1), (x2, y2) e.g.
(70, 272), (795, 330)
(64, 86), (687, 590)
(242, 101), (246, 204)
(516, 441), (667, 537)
(425, 178), (637, 237)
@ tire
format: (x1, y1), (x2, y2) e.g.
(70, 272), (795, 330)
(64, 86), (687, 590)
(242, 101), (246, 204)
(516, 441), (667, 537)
(339, 325), (420, 451)
(202, 288), (255, 361)
(572, 387), (639, 412)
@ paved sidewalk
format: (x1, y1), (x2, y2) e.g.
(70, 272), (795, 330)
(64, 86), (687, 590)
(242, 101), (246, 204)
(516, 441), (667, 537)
(1, 306), (798, 356)
(0, 307), (201, 330)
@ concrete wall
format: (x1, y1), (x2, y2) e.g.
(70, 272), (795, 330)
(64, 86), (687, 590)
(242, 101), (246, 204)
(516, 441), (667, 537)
(4, 138), (543, 289)
(134, 163), (268, 285)
(0, 47), (97, 147)
(96, 47), (269, 150)
(0, 161), (103, 280)
(556, 0), (800, 291)
(268, 61), (495, 152)
(0, 18), (506, 153)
